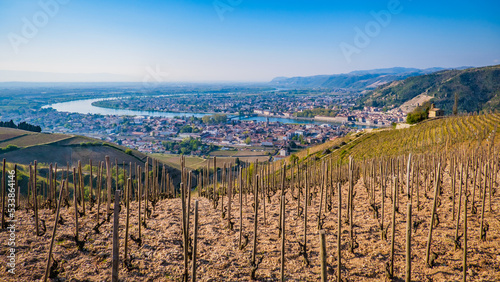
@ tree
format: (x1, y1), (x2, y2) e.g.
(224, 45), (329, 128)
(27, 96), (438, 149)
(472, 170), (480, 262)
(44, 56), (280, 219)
(0, 120), (41, 132)
(299, 134), (306, 144)
(0, 144), (19, 153)
(406, 102), (431, 124)
(245, 137), (251, 145)
(453, 93), (458, 115)
(202, 114), (227, 125)
(179, 125), (193, 133)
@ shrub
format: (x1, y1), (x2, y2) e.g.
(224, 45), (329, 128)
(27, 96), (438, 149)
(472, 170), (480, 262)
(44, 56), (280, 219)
(407, 105), (430, 124)
(0, 144), (20, 154)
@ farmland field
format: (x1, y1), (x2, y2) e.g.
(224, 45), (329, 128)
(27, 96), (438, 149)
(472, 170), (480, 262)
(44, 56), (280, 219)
(0, 133), (70, 148)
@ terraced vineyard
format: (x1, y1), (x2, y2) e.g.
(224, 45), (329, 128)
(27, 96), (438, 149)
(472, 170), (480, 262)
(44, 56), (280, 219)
(319, 113), (500, 161)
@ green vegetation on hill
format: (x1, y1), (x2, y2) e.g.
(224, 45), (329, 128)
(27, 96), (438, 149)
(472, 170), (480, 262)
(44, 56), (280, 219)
(281, 112), (499, 167)
(327, 113), (498, 162)
(361, 65), (500, 114)
(406, 101), (431, 124)
(162, 137), (218, 155)
(0, 144), (19, 154)
(0, 120), (42, 132)
(201, 114), (227, 124)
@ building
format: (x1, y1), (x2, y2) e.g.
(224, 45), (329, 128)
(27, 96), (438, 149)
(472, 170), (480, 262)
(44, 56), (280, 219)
(261, 142), (274, 147)
(428, 104), (444, 118)
(279, 148), (290, 157)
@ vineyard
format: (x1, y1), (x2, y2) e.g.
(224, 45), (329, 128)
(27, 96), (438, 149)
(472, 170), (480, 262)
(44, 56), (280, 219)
(1, 113), (499, 281)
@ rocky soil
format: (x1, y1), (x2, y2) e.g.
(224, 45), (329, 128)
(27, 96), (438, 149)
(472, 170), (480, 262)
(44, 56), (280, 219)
(1, 169), (499, 281)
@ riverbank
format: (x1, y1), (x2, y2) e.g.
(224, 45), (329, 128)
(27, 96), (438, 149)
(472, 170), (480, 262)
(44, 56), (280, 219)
(45, 98), (375, 127)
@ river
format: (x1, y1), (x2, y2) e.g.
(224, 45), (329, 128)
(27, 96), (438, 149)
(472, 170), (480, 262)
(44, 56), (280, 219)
(43, 98), (370, 127)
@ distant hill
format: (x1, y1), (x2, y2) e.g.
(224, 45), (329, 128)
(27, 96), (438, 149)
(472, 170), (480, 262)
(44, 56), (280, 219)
(269, 67), (467, 90)
(360, 65), (500, 114)
(0, 128), (182, 184)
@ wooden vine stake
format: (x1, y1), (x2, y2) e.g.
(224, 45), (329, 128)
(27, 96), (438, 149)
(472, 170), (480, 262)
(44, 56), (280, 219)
(455, 162), (465, 249)
(35, 161), (39, 235)
(227, 165), (233, 229)
(380, 161), (386, 240)
(463, 188), (468, 282)
(425, 163), (441, 267)
(181, 182), (188, 282)
(405, 154), (412, 282)
(280, 194), (285, 282)
(279, 163), (286, 236)
(144, 158), (149, 224)
(348, 157), (356, 253)
(389, 177), (397, 279)
(303, 170), (309, 266)
(43, 180), (65, 282)
(251, 175), (259, 280)
(124, 178), (131, 262)
(187, 171), (192, 247)
(73, 168), (79, 242)
(238, 166), (244, 249)
(138, 166), (142, 242)
(105, 156), (112, 219)
(320, 229), (327, 282)
(78, 161), (85, 216)
(337, 182), (342, 282)
(49, 163), (53, 209)
(479, 163), (488, 241)
(318, 162), (324, 230)
(89, 160), (93, 211)
(111, 189), (121, 282)
(406, 202), (412, 282)
(97, 162), (103, 224)
(191, 200), (199, 282)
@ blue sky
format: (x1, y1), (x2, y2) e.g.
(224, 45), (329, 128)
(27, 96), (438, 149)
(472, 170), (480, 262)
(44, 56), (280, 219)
(1, 0), (499, 82)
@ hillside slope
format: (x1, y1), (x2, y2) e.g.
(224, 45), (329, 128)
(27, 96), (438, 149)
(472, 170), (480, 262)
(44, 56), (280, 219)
(283, 112), (499, 166)
(361, 65), (500, 113)
(0, 128), (181, 183)
(270, 67), (448, 90)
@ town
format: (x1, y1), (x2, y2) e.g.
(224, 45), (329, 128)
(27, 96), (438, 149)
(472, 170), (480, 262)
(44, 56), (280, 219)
(0, 90), (408, 160)
(93, 90), (407, 127)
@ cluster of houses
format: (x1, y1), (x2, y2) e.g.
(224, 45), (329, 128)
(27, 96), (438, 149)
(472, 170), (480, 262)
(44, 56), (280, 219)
(254, 106), (407, 127)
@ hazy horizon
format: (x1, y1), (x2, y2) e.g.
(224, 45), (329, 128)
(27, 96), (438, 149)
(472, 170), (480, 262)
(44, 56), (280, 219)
(1, 0), (499, 82)
(0, 65), (487, 84)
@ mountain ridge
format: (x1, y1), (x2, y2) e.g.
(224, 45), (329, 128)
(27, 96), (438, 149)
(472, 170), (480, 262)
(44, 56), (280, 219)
(360, 64), (500, 114)
(269, 67), (471, 90)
